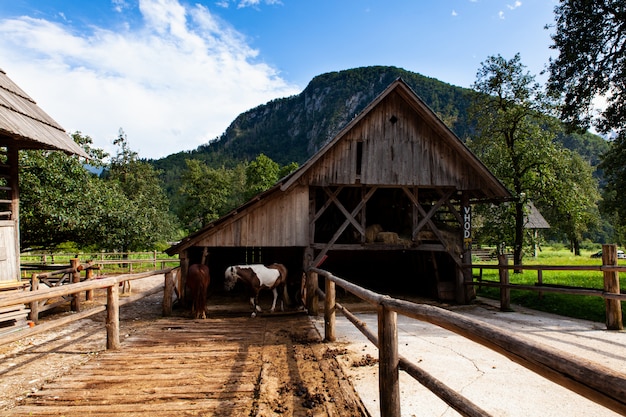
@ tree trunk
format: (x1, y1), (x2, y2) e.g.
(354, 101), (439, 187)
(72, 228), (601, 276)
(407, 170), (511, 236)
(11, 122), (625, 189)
(573, 238), (581, 256)
(514, 201), (524, 272)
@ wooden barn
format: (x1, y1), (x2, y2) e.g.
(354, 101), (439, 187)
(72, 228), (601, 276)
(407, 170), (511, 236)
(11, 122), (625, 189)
(0, 68), (88, 328)
(167, 79), (512, 309)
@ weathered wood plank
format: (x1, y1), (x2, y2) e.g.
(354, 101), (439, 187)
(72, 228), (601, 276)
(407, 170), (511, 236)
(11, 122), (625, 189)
(4, 314), (367, 417)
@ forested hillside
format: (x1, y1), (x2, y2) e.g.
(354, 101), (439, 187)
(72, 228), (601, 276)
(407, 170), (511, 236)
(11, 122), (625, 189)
(151, 66), (608, 199)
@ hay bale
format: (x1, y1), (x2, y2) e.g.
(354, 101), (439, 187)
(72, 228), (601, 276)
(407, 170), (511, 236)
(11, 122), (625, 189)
(365, 224), (384, 243)
(376, 232), (398, 244)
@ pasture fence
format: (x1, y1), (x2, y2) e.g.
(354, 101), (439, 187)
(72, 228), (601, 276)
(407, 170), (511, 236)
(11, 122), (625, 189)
(0, 267), (178, 348)
(20, 250), (179, 275)
(308, 266), (626, 417)
(470, 244), (624, 330)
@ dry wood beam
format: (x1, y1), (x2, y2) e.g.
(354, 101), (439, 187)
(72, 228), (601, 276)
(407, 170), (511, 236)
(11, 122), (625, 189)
(311, 187), (377, 267)
(323, 186), (365, 236)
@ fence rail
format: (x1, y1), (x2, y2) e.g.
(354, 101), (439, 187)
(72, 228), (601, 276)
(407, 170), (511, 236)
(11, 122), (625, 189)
(307, 266), (626, 417)
(0, 267), (177, 348)
(469, 244), (624, 330)
(20, 251), (179, 275)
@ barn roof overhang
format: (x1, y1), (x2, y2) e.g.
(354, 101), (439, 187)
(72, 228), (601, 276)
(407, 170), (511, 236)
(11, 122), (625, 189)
(0, 68), (89, 158)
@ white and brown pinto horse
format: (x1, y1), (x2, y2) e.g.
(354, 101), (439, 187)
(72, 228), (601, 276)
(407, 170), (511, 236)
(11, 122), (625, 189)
(224, 263), (289, 317)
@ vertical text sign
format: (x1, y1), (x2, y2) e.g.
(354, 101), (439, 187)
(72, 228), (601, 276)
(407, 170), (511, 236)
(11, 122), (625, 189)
(463, 206), (472, 249)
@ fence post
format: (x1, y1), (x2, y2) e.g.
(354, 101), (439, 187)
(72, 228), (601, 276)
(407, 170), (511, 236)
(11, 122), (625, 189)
(29, 274), (39, 324)
(602, 244), (624, 330)
(106, 283), (120, 349)
(306, 270), (319, 315)
(498, 254), (511, 311)
(163, 270), (174, 316)
(378, 299), (400, 417)
(85, 263), (94, 301)
(324, 277), (336, 342)
(70, 258), (81, 312)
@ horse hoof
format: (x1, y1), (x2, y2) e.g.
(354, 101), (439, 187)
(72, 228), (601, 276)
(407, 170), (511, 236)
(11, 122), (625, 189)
(251, 312), (257, 318)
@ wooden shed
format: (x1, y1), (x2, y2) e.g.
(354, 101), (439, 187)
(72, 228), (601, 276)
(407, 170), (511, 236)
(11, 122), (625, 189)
(0, 67), (88, 287)
(167, 79), (512, 308)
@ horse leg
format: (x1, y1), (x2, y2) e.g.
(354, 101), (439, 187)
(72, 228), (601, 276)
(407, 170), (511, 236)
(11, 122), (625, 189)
(270, 288), (279, 312)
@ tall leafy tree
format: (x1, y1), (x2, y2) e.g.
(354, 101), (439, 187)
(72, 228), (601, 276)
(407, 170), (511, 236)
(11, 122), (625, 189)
(534, 149), (601, 254)
(178, 159), (234, 231)
(244, 153), (280, 200)
(470, 54), (561, 265)
(547, 0), (626, 134)
(547, 0), (626, 240)
(101, 130), (178, 252)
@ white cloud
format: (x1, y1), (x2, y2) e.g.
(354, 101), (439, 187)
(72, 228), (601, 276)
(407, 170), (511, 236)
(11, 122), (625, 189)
(498, 10), (505, 19)
(451, 9), (458, 17)
(0, 0), (299, 159)
(507, 1), (522, 10)
(217, 0), (282, 9)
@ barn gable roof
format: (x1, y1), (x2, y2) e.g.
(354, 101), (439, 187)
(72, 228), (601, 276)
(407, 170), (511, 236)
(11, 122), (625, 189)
(0, 68), (88, 158)
(280, 78), (510, 199)
(167, 78), (512, 255)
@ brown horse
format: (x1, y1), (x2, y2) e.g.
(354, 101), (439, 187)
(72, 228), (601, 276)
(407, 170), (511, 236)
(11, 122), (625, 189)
(186, 263), (210, 319)
(224, 263), (289, 317)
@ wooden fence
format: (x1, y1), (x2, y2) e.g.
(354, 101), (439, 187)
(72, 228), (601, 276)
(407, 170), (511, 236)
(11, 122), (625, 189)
(0, 267), (177, 348)
(470, 244), (624, 330)
(21, 251), (179, 275)
(307, 267), (626, 417)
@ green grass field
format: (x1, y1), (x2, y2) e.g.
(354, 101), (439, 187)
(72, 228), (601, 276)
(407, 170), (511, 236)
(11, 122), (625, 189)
(473, 247), (625, 324)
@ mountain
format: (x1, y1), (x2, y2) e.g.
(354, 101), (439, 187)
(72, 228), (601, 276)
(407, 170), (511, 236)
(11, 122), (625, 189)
(151, 65), (608, 189)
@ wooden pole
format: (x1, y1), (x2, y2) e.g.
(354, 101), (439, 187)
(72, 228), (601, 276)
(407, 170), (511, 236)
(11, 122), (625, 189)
(70, 258), (81, 312)
(307, 270), (319, 315)
(163, 269), (174, 316)
(324, 277), (336, 342)
(85, 264), (94, 301)
(29, 273), (39, 324)
(498, 254), (511, 311)
(378, 300), (400, 417)
(180, 252), (189, 306)
(106, 283), (120, 350)
(602, 244), (623, 330)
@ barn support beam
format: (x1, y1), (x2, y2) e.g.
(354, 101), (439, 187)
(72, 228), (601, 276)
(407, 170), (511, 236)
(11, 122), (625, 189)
(310, 186), (377, 268)
(180, 251), (189, 307)
(303, 247), (319, 315)
(460, 193), (474, 303)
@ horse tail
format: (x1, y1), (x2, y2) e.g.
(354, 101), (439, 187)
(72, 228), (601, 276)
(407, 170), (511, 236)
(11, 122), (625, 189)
(278, 264), (291, 306)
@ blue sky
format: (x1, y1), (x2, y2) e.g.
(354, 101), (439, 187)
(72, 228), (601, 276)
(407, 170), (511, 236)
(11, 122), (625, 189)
(0, 0), (558, 159)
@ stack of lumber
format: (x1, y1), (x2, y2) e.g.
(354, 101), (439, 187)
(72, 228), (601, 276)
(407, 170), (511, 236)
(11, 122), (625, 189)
(0, 280), (30, 336)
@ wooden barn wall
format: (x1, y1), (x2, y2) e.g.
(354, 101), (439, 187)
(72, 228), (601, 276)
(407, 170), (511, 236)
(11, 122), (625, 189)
(0, 220), (19, 282)
(302, 91), (490, 190)
(196, 185), (309, 247)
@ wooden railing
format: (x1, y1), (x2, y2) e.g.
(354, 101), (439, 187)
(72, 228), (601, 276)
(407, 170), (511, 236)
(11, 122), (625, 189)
(0, 268), (178, 348)
(308, 267), (626, 417)
(469, 244), (624, 330)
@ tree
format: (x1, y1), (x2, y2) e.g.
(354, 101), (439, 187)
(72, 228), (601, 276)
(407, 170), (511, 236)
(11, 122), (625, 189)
(547, 1), (626, 240)
(100, 130), (178, 252)
(547, 1), (626, 135)
(534, 149), (601, 254)
(19, 132), (109, 250)
(178, 159), (233, 231)
(244, 153), (280, 200)
(470, 54), (562, 265)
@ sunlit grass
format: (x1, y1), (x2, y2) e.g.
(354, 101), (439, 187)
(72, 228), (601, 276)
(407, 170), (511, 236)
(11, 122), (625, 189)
(473, 247), (625, 324)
